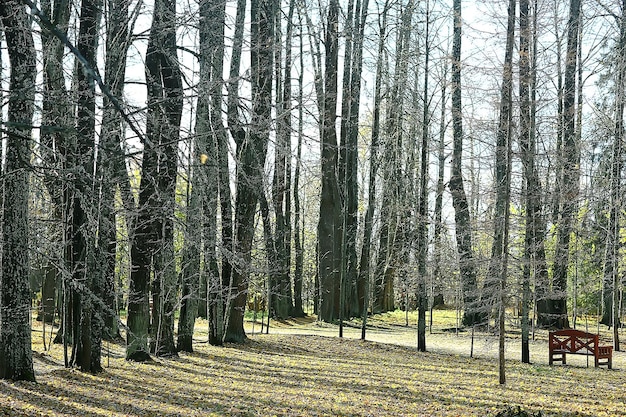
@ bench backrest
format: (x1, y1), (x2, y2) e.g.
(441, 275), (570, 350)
(549, 329), (598, 355)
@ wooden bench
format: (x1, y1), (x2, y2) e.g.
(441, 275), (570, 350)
(549, 329), (613, 369)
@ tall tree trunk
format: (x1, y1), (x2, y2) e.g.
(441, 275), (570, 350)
(207, 0), (230, 346)
(317, 0), (342, 322)
(416, 0), (431, 353)
(519, 0), (532, 363)
(272, 0), (296, 319)
(433, 50), (448, 314)
(38, 0), (71, 335)
(450, 0), (483, 327)
(178, 0), (222, 352)
(342, 0), (369, 317)
(292, 10), (306, 318)
(127, 0), (183, 360)
(0, 0), (37, 381)
(150, 0), (183, 357)
(359, 0), (388, 333)
(604, 0), (626, 350)
(548, 0), (582, 329)
(100, 0), (132, 341)
(374, 1), (414, 314)
(224, 0), (275, 342)
(489, 0), (515, 385)
(69, 0), (102, 373)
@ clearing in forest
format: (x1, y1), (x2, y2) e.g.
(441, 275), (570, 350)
(1, 311), (624, 416)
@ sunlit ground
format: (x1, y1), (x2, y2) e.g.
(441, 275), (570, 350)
(0, 310), (624, 416)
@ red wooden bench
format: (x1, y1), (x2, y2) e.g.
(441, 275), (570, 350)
(549, 329), (613, 369)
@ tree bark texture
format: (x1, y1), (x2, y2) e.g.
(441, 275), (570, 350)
(0, 0), (37, 382)
(68, 0), (102, 373)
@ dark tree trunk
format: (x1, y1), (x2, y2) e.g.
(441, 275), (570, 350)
(292, 12), (306, 318)
(100, 0), (132, 342)
(359, 0), (388, 334)
(224, 0), (274, 342)
(519, 0), (533, 363)
(39, 0), (71, 336)
(416, 1), (432, 353)
(149, 0), (183, 357)
(69, 0), (102, 373)
(317, 0), (342, 322)
(272, 0), (295, 319)
(204, 0), (230, 346)
(38, 266), (57, 324)
(340, 0), (369, 318)
(545, 0), (582, 329)
(178, 0), (222, 352)
(0, 0), (37, 381)
(450, 0), (484, 327)
(127, 0), (183, 360)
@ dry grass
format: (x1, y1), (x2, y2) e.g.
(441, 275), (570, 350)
(1, 312), (625, 416)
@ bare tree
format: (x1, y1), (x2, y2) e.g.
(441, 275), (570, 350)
(489, 0), (515, 385)
(224, 0), (276, 342)
(450, 0), (483, 327)
(359, 0), (390, 338)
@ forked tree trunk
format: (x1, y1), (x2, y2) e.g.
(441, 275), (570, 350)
(224, 0), (275, 342)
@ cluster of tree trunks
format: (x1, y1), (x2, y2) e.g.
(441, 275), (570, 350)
(3, 0), (626, 384)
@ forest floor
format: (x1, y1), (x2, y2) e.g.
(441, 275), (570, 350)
(1, 310), (625, 416)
